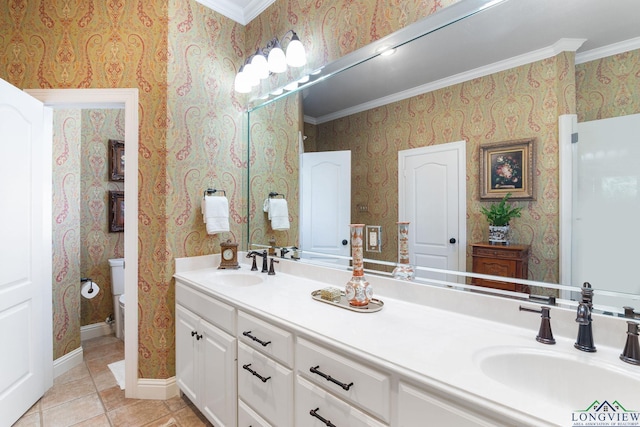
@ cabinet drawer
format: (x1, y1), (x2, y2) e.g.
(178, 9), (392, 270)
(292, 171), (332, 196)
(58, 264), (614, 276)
(296, 338), (390, 423)
(176, 281), (235, 334)
(237, 311), (293, 368)
(398, 381), (509, 427)
(238, 342), (293, 427)
(296, 377), (386, 427)
(238, 399), (271, 427)
(473, 247), (523, 259)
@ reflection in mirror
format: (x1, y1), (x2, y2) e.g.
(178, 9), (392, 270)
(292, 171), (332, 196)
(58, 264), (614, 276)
(247, 0), (640, 314)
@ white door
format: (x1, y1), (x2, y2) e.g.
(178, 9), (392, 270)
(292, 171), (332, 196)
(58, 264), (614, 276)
(0, 78), (53, 425)
(300, 151), (351, 263)
(399, 142), (466, 282)
(573, 113), (640, 308)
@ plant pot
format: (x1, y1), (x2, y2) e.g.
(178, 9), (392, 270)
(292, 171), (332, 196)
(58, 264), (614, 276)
(488, 225), (510, 244)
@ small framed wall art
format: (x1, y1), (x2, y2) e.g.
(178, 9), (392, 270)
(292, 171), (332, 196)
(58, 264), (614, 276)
(109, 191), (124, 232)
(109, 139), (125, 181)
(480, 138), (535, 200)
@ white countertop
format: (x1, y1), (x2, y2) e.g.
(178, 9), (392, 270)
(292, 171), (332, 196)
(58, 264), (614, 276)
(174, 254), (640, 426)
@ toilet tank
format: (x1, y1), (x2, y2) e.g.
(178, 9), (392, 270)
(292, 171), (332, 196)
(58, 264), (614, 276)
(108, 258), (125, 295)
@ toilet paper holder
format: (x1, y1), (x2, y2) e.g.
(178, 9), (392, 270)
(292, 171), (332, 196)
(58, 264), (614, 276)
(81, 277), (95, 295)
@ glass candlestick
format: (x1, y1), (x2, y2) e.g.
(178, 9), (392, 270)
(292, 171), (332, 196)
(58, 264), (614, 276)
(345, 224), (372, 306)
(392, 221), (415, 280)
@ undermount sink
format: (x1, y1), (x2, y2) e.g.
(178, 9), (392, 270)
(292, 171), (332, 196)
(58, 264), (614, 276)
(204, 271), (265, 287)
(474, 346), (640, 409)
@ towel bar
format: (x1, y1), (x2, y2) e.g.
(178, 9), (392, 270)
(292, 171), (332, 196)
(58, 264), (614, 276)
(204, 188), (226, 197)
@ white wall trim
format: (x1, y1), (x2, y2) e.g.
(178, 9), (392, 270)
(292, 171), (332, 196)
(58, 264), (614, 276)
(53, 347), (83, 379)
(576, 37), (640, 65)
(80, 322), (114, 342)
(558, 114), (577, 300)
(195, 0), (275, 25)
(136, 377), (179, 400)
(25, 88), (140, 399)
(310, 38), (586, 124)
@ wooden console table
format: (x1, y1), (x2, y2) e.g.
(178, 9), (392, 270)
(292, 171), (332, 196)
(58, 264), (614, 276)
(471, 242), (530, 293)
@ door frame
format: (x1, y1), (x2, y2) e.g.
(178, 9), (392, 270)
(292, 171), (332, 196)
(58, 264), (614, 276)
(398, 141), (467, 276)
(25, 88), (140, 398)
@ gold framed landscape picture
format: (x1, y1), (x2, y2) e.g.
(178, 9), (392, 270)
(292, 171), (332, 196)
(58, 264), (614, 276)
(480, 138), (535, 200)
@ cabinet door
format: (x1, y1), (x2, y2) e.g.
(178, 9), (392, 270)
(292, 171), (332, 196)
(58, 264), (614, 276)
(397, 382), (507, 427)
(176, 305), (200, 404)
(200, 319), (237, 427)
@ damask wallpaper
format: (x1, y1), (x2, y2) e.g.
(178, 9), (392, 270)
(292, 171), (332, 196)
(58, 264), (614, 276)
(51, 108), (125, 360)
(79, 109), (125, 327)
(52, 109), (82, 360)
(1, 0), (638, 381)
(576, 50), (640, 121)
(314, 52), (577, 284)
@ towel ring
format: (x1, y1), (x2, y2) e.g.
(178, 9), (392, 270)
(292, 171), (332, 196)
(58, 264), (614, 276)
(269, 192), (285, 199)
(204, 188), (226, 197)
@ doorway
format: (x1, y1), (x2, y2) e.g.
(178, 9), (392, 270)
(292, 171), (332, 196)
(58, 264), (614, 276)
(25, 88), (140, 398)
(300, 150), (351, 264)
(398, 141), (467, 282)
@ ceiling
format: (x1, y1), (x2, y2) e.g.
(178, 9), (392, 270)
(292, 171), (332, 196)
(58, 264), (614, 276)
(301, 0), (640, 124)
(195, 0), (275, 25)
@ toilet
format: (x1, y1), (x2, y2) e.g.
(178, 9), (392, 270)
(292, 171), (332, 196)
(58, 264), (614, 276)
(109, 258), (125, 340)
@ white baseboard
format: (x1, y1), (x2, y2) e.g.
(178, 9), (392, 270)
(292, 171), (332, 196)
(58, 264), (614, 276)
(80, 321), (114, 341)
(53, 346), (83, 378)
(135, 377), (178, 400)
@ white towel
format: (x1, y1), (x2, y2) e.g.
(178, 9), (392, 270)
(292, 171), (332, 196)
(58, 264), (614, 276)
(201, 196), (230, 234)
(265, 198), (290, 230)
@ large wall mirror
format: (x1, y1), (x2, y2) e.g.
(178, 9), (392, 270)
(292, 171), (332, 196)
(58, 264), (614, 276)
(246, 0), (640, 314)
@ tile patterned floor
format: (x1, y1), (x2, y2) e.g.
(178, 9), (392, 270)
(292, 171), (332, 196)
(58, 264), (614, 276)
(13, 335), (212, 427)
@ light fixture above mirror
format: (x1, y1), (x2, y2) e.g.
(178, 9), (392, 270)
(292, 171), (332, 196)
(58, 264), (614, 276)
(234, 30), (307, 93)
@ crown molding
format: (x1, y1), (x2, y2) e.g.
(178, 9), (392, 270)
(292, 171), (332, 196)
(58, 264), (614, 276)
(195, 0), (275, 25)
(576, 37), (640, 64)
(309, 38), (588, 124)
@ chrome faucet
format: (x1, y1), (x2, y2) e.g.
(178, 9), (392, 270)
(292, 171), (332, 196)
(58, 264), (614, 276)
(575, 282), (596, 352)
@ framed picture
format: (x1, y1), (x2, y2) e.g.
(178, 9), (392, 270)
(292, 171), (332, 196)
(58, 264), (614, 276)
(109, 139), (125, 181)
(480, 138), (535, 200)
(109, 191), (124, 232)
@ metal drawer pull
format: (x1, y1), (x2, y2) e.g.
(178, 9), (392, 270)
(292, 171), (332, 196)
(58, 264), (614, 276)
(242, 330), (271, 347)
(242, 363), (271, 383)
(310, 408), (337, 427)
(191, 330), (202, 340)
(310, 365), (354, 391)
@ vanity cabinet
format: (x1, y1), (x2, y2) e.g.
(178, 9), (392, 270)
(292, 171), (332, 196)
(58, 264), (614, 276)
(175, 283), (237, 427)
(237, 311), (294, 427)
(397, 381), (510, 427)
(471, 243), (530, 293)
(296, 376), (387, 427)
(296, 337), (390, 423)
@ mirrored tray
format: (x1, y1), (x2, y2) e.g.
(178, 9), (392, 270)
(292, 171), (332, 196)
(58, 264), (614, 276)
(311, 289), (383, 313)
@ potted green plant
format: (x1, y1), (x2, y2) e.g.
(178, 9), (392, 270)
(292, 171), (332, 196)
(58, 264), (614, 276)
(480, 192), (522, 244)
